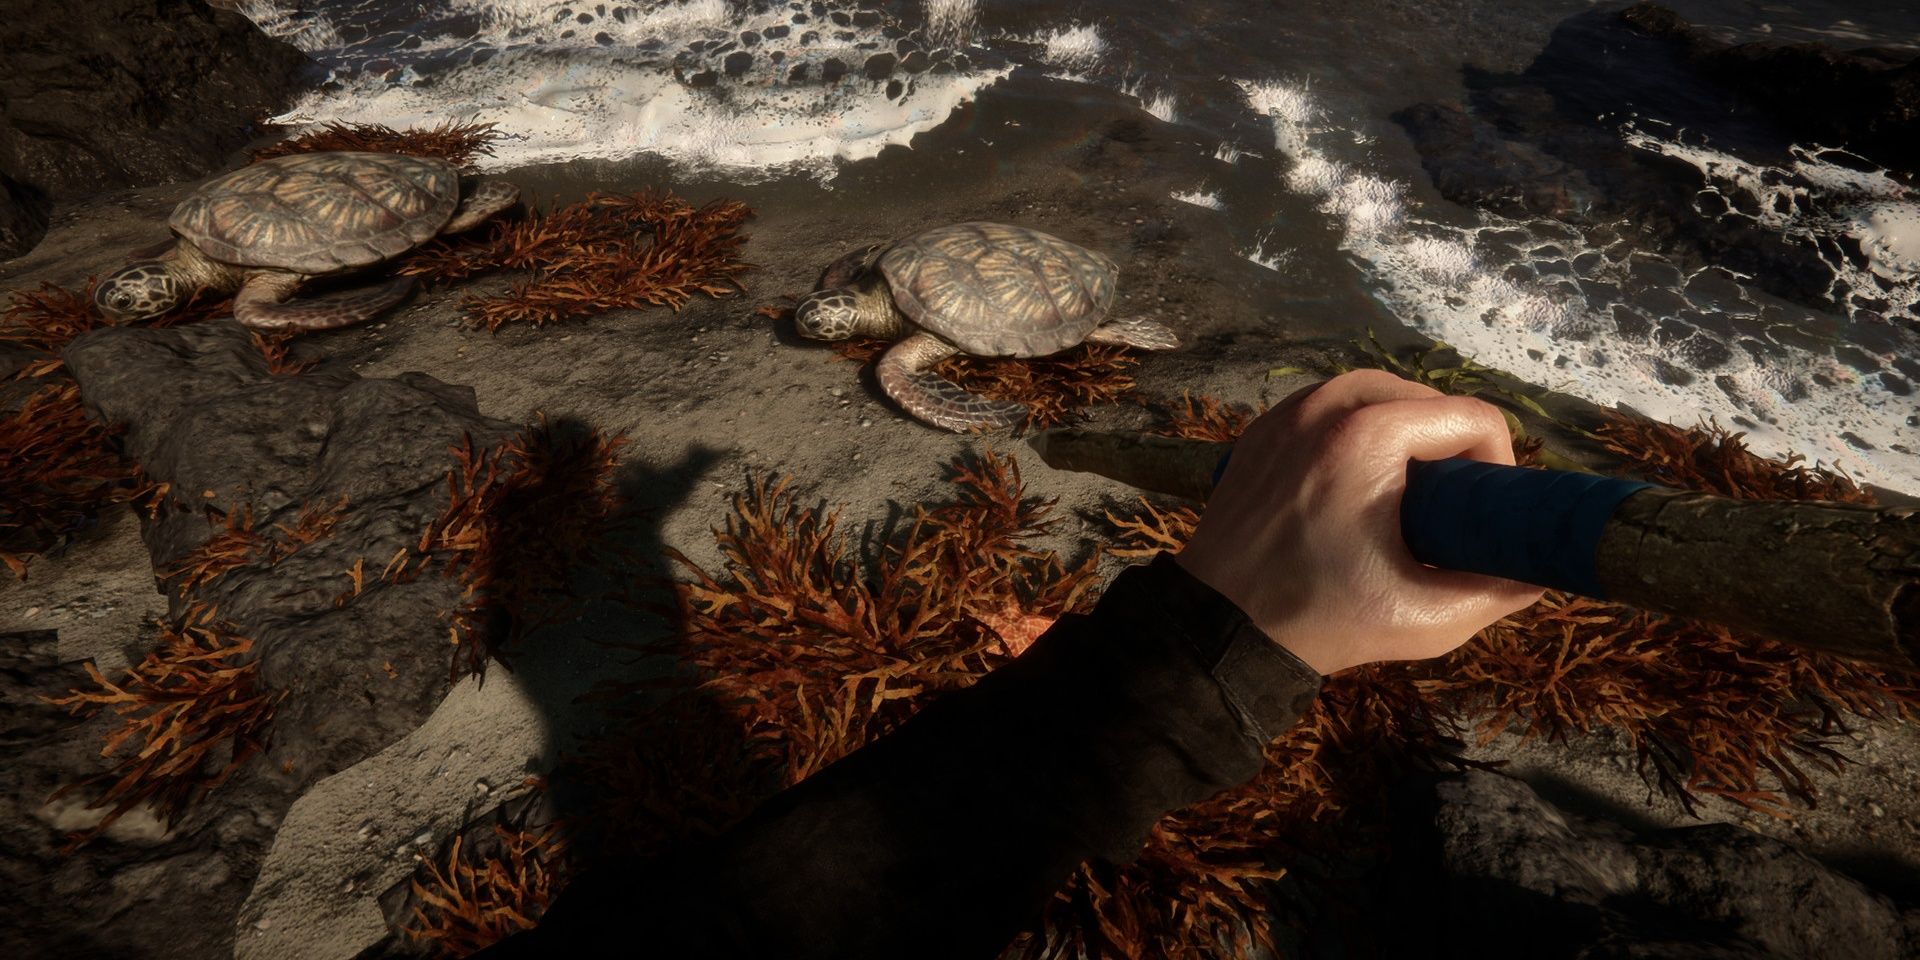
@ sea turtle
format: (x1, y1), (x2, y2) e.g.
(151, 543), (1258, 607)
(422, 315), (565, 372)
(793, 221), (1180, 431)
(92, 151), (519, 331)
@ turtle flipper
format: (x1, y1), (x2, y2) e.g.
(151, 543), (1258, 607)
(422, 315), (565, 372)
(876, 333), (1027, 433)
(443, 178), (520, 234)
(234, 273), (415, 332)
(1085, 316), (1181, 351)
(819, 241), (888, 289)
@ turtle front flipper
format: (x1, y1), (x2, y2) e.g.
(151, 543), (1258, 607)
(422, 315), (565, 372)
(443, 178), (520, 234)
(876, 332), (1027, 433)
(1085, 316), (1181, 351)
(233, 272), (416, 332)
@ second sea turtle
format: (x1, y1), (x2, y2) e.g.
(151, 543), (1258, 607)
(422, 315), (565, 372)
(793, 221), (1180, 431)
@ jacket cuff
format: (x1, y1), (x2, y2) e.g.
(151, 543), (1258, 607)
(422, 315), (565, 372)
(1102, 552), (1323, 745)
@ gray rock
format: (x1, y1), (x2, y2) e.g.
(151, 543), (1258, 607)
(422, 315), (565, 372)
(1383, 770), (1917, 960)
(0, 170), (49, 259)
(0, 0), (308, 257)
(0, 319), (525, 959)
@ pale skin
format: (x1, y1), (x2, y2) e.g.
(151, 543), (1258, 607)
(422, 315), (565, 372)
(1174, 369), (1546, 675)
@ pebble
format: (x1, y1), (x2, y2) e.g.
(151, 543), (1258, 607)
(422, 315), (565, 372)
(858, 417), (872, 427)
(851, 452), (863, 461)
(1869, 802), (1885, 818)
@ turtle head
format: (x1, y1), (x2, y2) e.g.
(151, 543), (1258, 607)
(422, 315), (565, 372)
(793, 289), (865, 341)
(95, 260), (187, 321)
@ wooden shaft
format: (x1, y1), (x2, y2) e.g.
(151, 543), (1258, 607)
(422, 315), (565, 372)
(1597, 489), (1920, 668)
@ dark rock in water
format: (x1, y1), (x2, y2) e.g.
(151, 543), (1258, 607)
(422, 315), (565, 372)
(0, 0), (308, 220)
(1393, 102), (1591, 218)
(1622, 2), (1920, 173)
(864, 52), (898, 80)
(822, 57), (848, 84)
(0, 170), (50, 260)
(724, 51), (755, 78)
(1395, 5), (1861, 315)
(1376, 770), (1920, 959)
(0, 320), (526, 958)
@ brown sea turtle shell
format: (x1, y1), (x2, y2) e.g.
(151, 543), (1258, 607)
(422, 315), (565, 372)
(877, 221), (1120, 357)
(169, 151), (460, 274)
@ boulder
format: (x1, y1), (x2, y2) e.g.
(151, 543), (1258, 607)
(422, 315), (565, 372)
(0, 0), (308, 257)
(1378, 770), (1920, 960)
(0, 319), (524, 959)
(1622, 3), (1920, 173)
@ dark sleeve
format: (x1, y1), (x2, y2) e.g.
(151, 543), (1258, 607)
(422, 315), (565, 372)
(472, 552), (1323, 959)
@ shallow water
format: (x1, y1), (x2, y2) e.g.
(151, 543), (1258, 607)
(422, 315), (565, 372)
(242, 0), (1920, 493)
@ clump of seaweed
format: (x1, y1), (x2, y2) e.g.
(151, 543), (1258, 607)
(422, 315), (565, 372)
(159, 498), (348, 597)
(2, 280), (232, 362)
(398, 191), (754, 331)
(400, 421), (630, 680)
(1593, 412), (1872, 504)
(404, 824), (570, 958)
(0, 279), (241, 574)
(44, 604), (286, 849)
(824, 336), (1142, 430)
(251, 120), (506, 169)
(0, 381), (148, 577)
(661, 452), (1097, 782)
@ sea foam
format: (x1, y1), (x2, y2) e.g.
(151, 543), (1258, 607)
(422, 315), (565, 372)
(247, 0), (1012, 182)
(1235, 78), (1919, 494)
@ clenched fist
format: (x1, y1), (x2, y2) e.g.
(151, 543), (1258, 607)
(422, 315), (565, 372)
(1174, 369), (1544, 675)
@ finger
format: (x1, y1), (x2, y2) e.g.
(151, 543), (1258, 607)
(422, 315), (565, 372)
(1246, 370), (1440, 437)
(1391, 395), (1517, 467)
(1289, 369), (1444, 432)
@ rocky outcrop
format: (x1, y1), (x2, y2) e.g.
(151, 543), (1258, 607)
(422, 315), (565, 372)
(1621, 2), (1920, 173)
(1379, 770), (1920, 959)
(0, 0), (308, 257)
(0, 320), (523, 959)
(0, 170), (49, 260)
(1392, 3), (1895, 313)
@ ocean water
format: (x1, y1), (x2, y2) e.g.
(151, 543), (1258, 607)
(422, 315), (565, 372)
(240, 0), (1920, 494)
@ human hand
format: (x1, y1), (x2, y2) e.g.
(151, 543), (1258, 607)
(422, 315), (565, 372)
(1173, 369), (1544, 675)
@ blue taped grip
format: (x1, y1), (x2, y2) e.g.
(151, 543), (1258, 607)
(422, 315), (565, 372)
(1400, 458), (1653, 599)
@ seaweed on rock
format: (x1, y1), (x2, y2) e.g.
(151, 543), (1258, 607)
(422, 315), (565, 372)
(0, 281), (211, 574)
(251, 120), (506, 169)
(403, 421), (631, 680)
(404, 824), (570, 958)
(827, 337), (1142, 429)
(0, 381), (151, 577)
(397, 191), (755, 331)
(43, 604), (286, 850)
